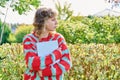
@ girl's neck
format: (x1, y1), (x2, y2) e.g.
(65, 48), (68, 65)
(34, 31), (55, 39)
(34, 30), (49, 39)
(40, 32), (49, 38)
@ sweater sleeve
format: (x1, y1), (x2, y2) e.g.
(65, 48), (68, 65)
(23, 35), (62, 71)
(41, 34), (72, 76)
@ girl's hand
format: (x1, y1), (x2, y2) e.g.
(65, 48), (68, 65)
(57, 47), (62, 52)
(38, 70), (42, 77)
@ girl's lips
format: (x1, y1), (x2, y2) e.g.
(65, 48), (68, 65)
(54, 26), (57, 28)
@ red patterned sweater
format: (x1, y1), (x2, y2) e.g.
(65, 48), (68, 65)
(23, 32), (72, 80)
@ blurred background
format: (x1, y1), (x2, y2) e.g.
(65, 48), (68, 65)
(0, 0), (120, 80)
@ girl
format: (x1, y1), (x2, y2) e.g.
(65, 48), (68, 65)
(23, 7), (72, 80)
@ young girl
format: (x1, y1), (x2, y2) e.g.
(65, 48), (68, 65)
(23, 7), (72, 80)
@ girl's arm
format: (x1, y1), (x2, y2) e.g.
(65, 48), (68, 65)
(23, 35), (62, 71)
(41, 34), (72, 76)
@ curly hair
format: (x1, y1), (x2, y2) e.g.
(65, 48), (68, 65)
(33, 7), (57, 36)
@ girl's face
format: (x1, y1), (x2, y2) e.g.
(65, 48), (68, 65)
(44, 17), (58, 32)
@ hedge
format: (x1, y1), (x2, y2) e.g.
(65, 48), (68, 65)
(0, 43), (120, 80)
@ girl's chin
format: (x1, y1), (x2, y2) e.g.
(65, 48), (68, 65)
(54, 26), (57, 28)
(49, 29), (56, 31)
(53, 27), (57, 30)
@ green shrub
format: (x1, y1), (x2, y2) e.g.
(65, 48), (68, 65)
(9, 16), (120, 44)
(15, 25), (33, 43)
(57, 16), (120, 44)
(56, 20), (90, 44)
(65, 43), (120, 80)
(0, 43), (120, 80)
(0, 43), (25, 80)
(80, 16), (120, 43)
(0, 20), (11, 44)
(7, 33), (16, 43)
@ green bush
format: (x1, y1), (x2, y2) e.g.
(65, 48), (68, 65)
(80, 16), (120, 43)
(57, 16), (120, 44)
(0, 43), (120, 80)
(56, 20), (90, 44)
(0, 20), (11, 44)
(65, 43), (120, 80)
(9, 16), (120, 44)
(0, 43), (25, 80)
(15, 25), (33, 43)
(7, 33), (16, 43)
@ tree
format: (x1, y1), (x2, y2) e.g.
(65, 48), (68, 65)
(0, 0), (41, 44)
(105, 0), (120, 3)
(53, 0), (73, 20)
(0, 0), (40, 14)
(105, 0), (120, 9)
(0, 20), (11, 44)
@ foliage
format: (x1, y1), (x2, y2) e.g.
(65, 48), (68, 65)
(7, 33), (16, 43)
(70, 16), (85, 22)
(105, 0), (120, 3)
(2, 16), (120, 44)
(14, 24), (33, 43)
(0, 20), (11, 44)
(56, 20), (89, 44)
(0, 0), (40, 14)
(54, 0), (73, 20)
(80, 16), (120, 43)
(65, 43), (120, 80)
(104, 0), (120, 9)
(0, 43), (24, 80)
(0, 43), (120, 80)
(0, 0), (40, 45)
(0, 0), (8, 7)
(56, 16), (120, 44)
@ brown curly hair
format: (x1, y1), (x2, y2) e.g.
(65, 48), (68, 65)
(33, 7), (57, 36)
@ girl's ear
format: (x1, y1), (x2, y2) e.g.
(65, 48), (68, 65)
(43, 21), (47, 32)
(44, 20), (48, 29)
(43, 26), (46, 32)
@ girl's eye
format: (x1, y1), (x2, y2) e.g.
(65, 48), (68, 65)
(52, 19), (55, 21)
(51, 17), (56, 21)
